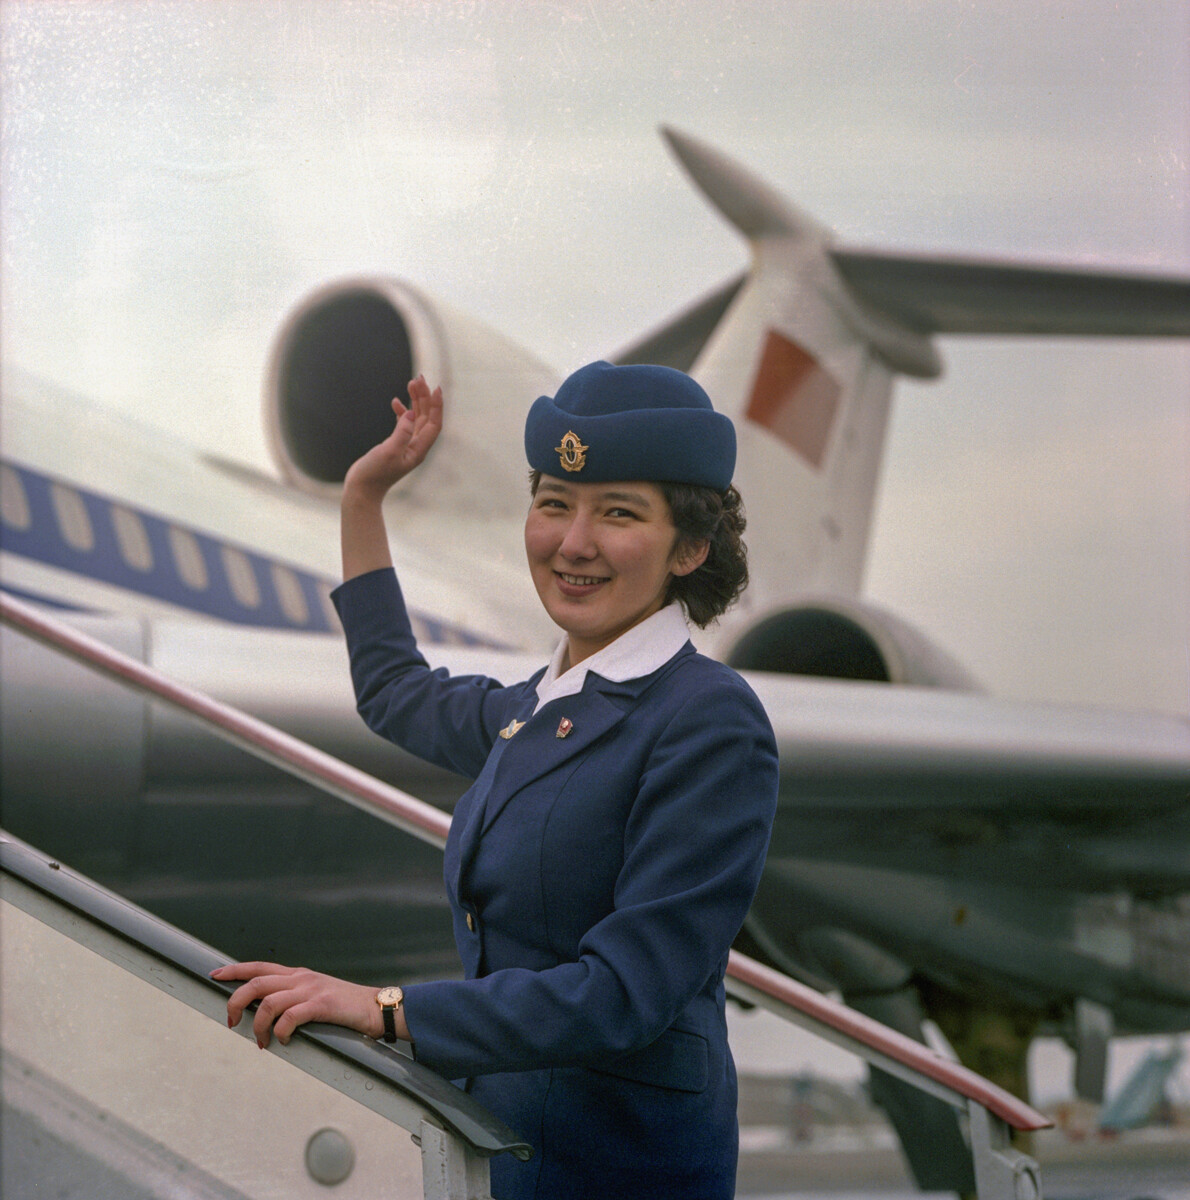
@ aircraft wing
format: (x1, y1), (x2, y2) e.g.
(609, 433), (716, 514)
(746, 671), (1190, 892)
(414, 649), (1190, 895)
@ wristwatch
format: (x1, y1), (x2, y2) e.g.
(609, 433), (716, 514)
(375, 986), (404, 1043)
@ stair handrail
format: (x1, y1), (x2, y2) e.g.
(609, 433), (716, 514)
(2, 590), (1051, 1197)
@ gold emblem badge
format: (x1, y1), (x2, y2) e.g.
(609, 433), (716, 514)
(499, 718), (526, 740)
(555, 431), (589, 473)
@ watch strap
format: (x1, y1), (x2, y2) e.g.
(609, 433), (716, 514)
(381, 1004), (397, 1043)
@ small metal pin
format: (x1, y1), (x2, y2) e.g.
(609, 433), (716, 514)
(499, 718), (526, 740)
(556, 717), (573, 739)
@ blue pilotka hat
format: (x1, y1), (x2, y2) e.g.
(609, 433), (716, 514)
(524, 361), (736, 490)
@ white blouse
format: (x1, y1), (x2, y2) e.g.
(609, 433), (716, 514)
(532, 603), (691, 715)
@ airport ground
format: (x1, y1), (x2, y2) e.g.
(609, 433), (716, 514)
(735, 1075), (1190, 1198)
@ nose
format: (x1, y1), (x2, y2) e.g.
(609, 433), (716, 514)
(558, 510), (597, 561)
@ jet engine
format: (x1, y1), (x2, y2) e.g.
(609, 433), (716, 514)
(263, 278), (558, 507)
(726, 595), (978, 689)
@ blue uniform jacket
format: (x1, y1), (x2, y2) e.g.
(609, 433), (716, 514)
(333, 569), (779, 1199)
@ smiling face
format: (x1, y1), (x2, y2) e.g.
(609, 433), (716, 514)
(525, 476), (708, 667)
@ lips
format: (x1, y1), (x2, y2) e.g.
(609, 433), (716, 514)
(554, 570), (609, 596)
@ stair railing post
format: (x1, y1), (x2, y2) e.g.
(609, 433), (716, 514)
(418, 1117), (494, 1200)
(968, 1099), (1042, 1200)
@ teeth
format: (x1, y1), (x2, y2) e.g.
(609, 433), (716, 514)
(559, 573), (604, 586)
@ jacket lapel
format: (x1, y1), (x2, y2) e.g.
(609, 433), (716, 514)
(453, 645), (695, 895)
(486, 644), (696, 828)
(446, 680), (539, 901)
(477, 685), (629, 836)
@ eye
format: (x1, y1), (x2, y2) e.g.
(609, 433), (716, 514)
(607, 507), (640, 519)
(536, 496), (567, 510)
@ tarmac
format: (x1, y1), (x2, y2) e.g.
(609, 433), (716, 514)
(736, 1126), (1190, 1199)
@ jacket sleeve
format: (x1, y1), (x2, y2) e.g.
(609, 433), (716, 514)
(331, 568), (517, 780)
(399, 673), (780, 1079)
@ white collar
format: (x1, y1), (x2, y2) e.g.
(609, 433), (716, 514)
(532, 604), (690, 714)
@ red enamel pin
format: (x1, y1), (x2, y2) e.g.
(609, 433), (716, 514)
(556, 717), (574, 739)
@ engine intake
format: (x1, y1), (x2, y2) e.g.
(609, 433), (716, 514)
(263, 277), (558, 506)
(264, 278), (447, 495)
(274, 288), (415, 484)
(727, 598), (978, 689)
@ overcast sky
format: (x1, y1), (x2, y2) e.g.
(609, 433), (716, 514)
(3, 0), (1187, 722)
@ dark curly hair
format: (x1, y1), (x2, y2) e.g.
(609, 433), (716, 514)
(528, 471), (749, 628)
(659, 481), (749, 627)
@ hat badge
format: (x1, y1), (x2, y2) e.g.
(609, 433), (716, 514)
(555, 430), (589, 473)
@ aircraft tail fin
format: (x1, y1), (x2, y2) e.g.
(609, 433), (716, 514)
(617, 128), (1190, 614)
(648, 128), (938, 609)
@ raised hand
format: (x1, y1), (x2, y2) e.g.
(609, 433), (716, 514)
(344, 375), (444, 501)
(340, 375), (444, 580)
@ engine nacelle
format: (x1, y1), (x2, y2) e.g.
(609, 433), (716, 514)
(726, 595), (979, 689)
(263, 278), (558, 511)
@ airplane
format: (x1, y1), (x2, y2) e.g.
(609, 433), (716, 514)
(3, 126), (1189, 1192)
(1098, 1040), (1185, 1133)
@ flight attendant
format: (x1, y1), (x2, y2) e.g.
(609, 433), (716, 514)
(215, 362), (780, 1199)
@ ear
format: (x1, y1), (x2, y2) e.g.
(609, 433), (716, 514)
(671, 538), (709, 577)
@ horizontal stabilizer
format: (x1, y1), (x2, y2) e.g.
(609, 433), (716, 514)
(831, 250), (1190, 337)
(662, 126), (831, 243)
(612, 274), (746, 371)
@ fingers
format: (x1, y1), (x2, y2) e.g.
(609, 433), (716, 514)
(342, 377), (442, 498)
(405, 376), (443, 430)
(271, 999), (321, 1046)
(210, 961), (290, 982)
(389, 377), (441, 457)
(253, 985), (308, 1048)
(405, 377), (443, 456)
(406, 374), (428, 406)
(211, 962), (298, 1033)
(212, 964), (374, 1049)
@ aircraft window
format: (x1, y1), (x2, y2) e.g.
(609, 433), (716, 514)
(221, 545), (261, 609)
(110, 506), (153, 572)
(49, 483), (94, 552)
(271, 564), (308, 625)
(0, 465), (32, 530)
(318, 585), (341, 630)
(169, 526), (209, 590)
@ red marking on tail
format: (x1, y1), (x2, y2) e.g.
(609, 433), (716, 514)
(745, 331), (841, 469)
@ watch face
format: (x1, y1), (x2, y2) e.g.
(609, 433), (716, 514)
(376, 986), (403, 1007)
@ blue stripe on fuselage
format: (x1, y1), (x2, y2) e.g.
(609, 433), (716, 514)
(0, 459), (502, 647)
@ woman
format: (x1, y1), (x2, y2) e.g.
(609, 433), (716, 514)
(214, 361), (779, 1199)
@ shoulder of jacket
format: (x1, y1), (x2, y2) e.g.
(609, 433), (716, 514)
(656, 648), (771, 720)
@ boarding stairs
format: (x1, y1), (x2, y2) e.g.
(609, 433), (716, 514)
(1, 592), (1050, 1199)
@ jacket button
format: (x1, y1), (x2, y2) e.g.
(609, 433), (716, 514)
(466, 912), (475, 932)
